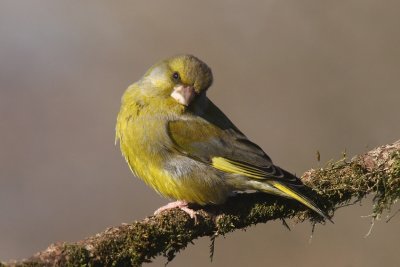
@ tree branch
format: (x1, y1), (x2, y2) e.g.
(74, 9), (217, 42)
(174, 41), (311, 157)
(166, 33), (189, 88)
(4, 140), (400, 267)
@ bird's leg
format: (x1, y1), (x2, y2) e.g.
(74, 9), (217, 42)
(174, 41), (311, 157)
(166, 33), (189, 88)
(154, 200), (197, 219)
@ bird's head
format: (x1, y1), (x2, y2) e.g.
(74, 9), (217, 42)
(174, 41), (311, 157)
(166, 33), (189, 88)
(140, 54), (213, 107)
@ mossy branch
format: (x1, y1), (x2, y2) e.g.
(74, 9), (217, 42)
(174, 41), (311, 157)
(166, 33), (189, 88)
(4, 140), (400, 267)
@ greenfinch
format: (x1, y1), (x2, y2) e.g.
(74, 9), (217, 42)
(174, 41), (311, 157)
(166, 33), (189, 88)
(116, 54), (330, 221)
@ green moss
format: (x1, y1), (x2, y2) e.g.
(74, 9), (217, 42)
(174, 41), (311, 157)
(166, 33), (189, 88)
(248, 202), (285, 223)
(309, 149), (400, 219)
(372, 151), (400, 216)
(216, 214), (240, 235)
(62, 244), (91, 267)
(94, 227), (141, 266)
(89, 210), (215, 266)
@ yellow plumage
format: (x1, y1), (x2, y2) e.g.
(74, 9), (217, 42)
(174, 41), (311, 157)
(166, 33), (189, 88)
(116, 54), (331, 221)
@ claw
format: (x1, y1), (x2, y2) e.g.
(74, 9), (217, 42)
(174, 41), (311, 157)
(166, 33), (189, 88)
(154, 200), (198, 221)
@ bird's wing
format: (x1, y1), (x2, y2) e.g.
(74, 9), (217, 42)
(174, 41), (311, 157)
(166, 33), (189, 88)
(167, 100), (301, 186)
(168, 100), (334, 222)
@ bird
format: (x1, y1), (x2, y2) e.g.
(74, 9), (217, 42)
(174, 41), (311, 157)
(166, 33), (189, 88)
(116, 54), (331, 221)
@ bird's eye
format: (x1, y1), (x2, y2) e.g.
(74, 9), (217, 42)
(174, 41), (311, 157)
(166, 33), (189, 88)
(172, 72), (180, 81)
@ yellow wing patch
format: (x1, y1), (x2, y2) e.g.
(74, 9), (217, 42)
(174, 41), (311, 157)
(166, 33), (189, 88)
(212, 157), (332, 222)
(270, 181), (330, 221)
(211, 157), (267, 179)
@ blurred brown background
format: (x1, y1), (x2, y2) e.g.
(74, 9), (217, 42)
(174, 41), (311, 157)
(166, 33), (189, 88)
(1, 1), (399, 266)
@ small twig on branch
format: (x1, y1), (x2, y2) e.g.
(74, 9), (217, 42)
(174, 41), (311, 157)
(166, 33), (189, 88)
(3, 140), (400, 267)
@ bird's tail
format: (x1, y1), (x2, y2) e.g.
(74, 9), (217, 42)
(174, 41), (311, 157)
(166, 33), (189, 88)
(268, 180), (333, 223)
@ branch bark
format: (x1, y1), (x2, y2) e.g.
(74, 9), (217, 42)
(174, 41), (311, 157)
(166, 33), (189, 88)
(4, 140), (400, 267)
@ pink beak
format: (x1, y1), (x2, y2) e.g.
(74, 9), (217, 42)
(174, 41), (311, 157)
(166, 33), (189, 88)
(170, 85), (195, 106)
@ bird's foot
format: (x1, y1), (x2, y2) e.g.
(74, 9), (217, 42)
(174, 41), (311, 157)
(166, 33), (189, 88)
(154, 200), (198, 220)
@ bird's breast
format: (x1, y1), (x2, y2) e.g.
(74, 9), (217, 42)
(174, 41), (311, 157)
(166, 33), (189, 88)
(117, 114), (230, 205)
